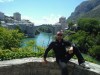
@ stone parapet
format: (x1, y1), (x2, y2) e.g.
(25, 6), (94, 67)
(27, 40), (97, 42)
(0, 57), (100, 75)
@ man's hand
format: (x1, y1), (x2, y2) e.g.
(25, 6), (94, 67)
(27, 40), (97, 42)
(43, 58), (48, 64)
(66, 46), (73, 54)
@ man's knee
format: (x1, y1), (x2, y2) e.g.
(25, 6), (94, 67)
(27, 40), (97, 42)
(73, 46), (79, 52)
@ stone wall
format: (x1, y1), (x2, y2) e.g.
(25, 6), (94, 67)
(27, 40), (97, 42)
(0, 57), (100, 75)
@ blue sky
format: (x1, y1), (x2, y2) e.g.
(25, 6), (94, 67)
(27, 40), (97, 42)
(0, 0), (86, 25)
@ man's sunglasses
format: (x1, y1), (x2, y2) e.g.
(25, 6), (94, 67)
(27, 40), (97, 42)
(57, 34), (63, 36)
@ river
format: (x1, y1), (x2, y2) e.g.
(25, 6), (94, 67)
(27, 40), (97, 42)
(22, 32), (53, 47)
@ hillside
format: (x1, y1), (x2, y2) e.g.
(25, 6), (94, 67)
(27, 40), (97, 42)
(67, 0), (100, 22)
(83, 4), (100, 19)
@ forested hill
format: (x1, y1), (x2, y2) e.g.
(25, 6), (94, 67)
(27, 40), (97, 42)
(67, 0), (100, 22)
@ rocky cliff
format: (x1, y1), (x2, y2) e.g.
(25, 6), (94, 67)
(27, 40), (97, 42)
(67, 0), (100, 22)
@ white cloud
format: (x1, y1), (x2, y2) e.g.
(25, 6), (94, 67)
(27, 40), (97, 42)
(0, 0), (14, 3)
(22, 14), (62, 26)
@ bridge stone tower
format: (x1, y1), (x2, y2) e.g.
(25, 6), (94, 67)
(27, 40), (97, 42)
(59, 17), (68, 30)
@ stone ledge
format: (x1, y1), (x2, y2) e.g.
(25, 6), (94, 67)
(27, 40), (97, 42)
(0, 57), (100, 75)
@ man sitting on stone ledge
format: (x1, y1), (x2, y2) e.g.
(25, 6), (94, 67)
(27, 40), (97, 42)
(43, 31), (90, 75)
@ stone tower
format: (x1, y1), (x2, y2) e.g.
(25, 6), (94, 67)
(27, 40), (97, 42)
(13, 12), (21, 21)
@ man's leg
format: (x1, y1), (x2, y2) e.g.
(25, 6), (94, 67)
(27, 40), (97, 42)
(65, 46), (90, 69)
(57, 60), (68, 75)
(73, 46), (85, 64)
(65, 46), (85, 64)
(64, 46), (89, 69)
(73, 46), (90, 69)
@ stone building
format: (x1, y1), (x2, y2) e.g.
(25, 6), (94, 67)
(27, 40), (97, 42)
(53, 17), (68, 34)
(59, 17), (68, 30)
(0, 12), (4, 20)
(13, 12), (21, 21)
(0, 12), (35, 37)
(2, 21), (35, 38)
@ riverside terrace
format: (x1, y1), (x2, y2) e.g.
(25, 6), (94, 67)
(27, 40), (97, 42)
(0, 57), (100, 75)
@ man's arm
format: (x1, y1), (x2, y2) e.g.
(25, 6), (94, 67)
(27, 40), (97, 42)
(43, 42), (53, 63)
(65, 41), (74, 54)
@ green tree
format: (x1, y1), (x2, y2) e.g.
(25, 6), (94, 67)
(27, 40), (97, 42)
(38, 25), (53, 33)
(64, 30), (95, 53)
(64, 18), (100, 60)
(25, 40), (36, 48)
(78, 18), (100, 35)
(15, 25), (22, 33)
(95, 33), (100, 45)
(89, 45), (100, 60)
(0, 27), (24, 49)
(68, 21), (74, 29)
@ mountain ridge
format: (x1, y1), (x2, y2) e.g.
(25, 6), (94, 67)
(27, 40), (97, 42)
(67, 0), (100, 22)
